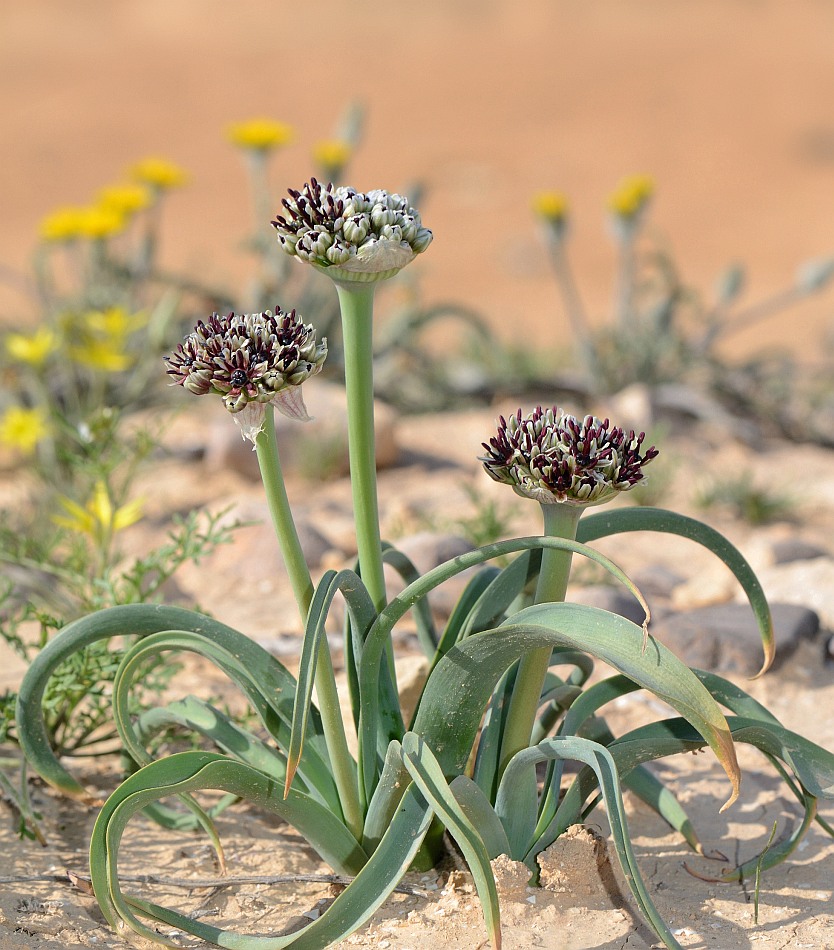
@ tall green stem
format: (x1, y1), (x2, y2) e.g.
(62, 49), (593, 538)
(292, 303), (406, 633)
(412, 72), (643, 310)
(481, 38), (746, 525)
(335, 282), (387, 613)
(499, 503), (582, 775)
(254, 404), (362, 838)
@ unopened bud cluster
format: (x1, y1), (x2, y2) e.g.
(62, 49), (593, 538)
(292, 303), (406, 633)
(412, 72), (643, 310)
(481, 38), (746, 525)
(164, 308), (326, 414)
(272, 178), (432, 281)
(481, 406), (658, 506)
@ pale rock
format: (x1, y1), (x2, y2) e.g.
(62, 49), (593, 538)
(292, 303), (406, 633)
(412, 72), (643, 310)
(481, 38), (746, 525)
(605, 383), (653, 432)
(490, 854), (532, 902)
(384, 532), (477, 620)
(671, 560), (737, 610)
(537, 825), (615, 898)
(744, 557), (834, 631)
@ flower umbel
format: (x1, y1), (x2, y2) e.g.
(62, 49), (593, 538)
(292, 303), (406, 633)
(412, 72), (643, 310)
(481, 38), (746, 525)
(481, 406), (658, 506)
(272, 178), (433, 283)
(165, 308), (326, 440)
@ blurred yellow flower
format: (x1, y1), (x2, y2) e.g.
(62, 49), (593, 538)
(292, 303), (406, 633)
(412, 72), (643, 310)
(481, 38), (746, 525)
(532, 191), (569, 222)
(312, 139), (353, 174)
(227, 117), (294, 151)
(5, 327), (57, 366)
(83, 306), (146, 341)
(53, 481), (143, 538)
(130, 156), (189, 190)
(0, 405), (50, 454)
(68, 338), (132, 372)
(608, 174), (654, 219)
(77, 205), (126, 240)
(39, 206), (88, 243)
(97, 183), (151, 215)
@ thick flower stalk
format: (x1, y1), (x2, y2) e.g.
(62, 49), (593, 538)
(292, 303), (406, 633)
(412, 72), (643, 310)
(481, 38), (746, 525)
(481, 406), (658, 772)
(273, 180), (431, 612)
(165, 309), (360, 835)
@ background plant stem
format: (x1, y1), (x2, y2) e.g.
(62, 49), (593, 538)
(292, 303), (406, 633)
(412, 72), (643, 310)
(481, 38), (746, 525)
(255, 404), (362, 838)
(498, 503), (581, 775)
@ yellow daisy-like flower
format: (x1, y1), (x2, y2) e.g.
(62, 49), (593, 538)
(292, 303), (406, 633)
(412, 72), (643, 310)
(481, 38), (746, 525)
(5, 327), (57, 367)
(129, 156), (189, 190)
(68, 338), (132, 373)
(608, 174), (654, 219)
(312, 139), (353, 175)
(227, 117), (294, 152)
(0, 405), (50, 454)
(97, 183), (151, 216)
(77, 205), (126, 240)
(53, 481), (144, 539)
(39, 206), (88, 243)
(83, 306), (146, 341)
(532, 191), (569, 223)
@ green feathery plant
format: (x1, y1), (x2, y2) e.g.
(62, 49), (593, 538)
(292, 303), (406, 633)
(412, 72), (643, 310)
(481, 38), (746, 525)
(16, 180), (834, 950)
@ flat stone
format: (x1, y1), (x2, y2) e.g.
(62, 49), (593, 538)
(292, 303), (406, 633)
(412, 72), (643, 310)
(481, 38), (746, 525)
(650, 602), (819, 675)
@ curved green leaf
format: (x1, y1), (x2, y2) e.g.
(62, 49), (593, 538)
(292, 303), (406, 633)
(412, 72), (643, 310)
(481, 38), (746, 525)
(382, 543), (437, 657)
(449, 775), (511, 860)
(93, 751), (432, 950)
(578, 507), (774, 675)
(513, 737), (683, 950)
(413, 604), (739, 809)
(401, 733), (501, 950)
(15, 604), (302, 801)
(360, 537), (649, 797)
(90, 752), (369, 946)
(111, 628), (340, 814)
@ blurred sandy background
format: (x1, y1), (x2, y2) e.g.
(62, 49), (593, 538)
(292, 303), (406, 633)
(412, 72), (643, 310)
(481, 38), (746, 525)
(4, 0), (834, 358)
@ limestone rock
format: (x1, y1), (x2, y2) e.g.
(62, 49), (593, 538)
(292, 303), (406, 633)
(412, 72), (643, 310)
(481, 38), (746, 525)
(651, 602), (819, 674)
(747, 557), (834, 631)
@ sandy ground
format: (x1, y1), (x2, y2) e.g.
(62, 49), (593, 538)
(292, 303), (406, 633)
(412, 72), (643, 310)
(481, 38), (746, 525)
(4, 1), (834, 356)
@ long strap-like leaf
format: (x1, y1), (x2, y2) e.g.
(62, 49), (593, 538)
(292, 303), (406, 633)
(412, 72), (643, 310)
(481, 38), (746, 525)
(578, 507), (774, 675)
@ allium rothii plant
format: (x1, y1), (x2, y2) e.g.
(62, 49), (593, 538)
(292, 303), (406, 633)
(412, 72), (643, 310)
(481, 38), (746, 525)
(17, 181), (834, 950)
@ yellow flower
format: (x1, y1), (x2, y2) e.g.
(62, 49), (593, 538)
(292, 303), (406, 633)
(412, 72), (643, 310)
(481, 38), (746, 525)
(312, 139), (353, 174)
(53, 481), (143, 538)
(227, 117), (294, 151)
(68, 338), (132, 372)
(5, 327), (57, 366)
(608, 174), (654, 219)
(129, 156), (189, 190)
(39, 206), (88, 243)
(77, 205), (126, 240)
(97, 183), (151, 216)
(0, 405), (50, 454)
(83, 306), (146, 341)
(532, 191), (569, 223)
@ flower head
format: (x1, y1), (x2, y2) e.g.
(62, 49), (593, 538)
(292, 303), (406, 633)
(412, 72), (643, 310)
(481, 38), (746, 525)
(97, 183), (151, 216)
(481, 406), (658, 507)
(129, 156), (189, 190)
(77, 205), (126, 240)
(5, 327), (57, 367)
(0, 405), (51, 455)
(164, 307), (326, 441)
(532, 191), (569, 224)
(608, 174), (654, 220)
(39, 206), (88, 243)
(227, 118), (294, 152)
(272, 178), (433, 283)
